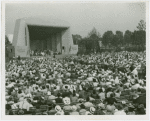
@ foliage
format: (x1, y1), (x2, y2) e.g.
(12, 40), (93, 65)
(88, 27), (101, 38)
(115, 31), (123, 46)
(72, 34), (82, 45)
(102, 31), (114, 47)
(76, 28), (101, 54)
(75, 20), (146, 54)
(131, 30), (146, 46)
(124, 30), (132, 45)
(137, 20), (146, 31)
(5, 35), (11, 46)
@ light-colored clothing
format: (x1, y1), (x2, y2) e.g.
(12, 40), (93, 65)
(99, 93), (105, 100)
(63, 105), (72, 111)
(70, 111), (79, 115)
(15, 100), (33, 111)
(115, 92), (121, 98)
(114, 110), (126, 115)
(84, 102), (94, 108)
(48, 95), (56, 100)
(11, 104), (18, 109)
(107, 92), (113, 98)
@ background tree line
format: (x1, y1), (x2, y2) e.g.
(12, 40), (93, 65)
(72, 20), (146, 54)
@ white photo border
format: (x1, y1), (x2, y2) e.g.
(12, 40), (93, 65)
(1, 0), (150, 120)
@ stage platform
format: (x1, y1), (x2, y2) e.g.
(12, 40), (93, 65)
(28, 54), (77, 59)
(55, 54), (77, 59)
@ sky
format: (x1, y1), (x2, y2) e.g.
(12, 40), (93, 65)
(5, 2), (146, 38)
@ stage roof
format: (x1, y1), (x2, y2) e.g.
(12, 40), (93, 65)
(19, 16), (70, 28)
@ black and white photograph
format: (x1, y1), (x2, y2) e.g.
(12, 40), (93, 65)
(1, 1), (149, 120)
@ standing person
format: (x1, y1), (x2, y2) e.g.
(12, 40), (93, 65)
(53, 52), (56, 58)
(17, 56), (21, 61)
(16, 98), (33, 114)
(62, 46), (65, 54)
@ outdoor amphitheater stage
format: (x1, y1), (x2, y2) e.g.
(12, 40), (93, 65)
(11, 17), (78, 58)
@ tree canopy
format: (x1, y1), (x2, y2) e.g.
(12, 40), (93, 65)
(73, 20), (146, 54)
(137, 20), (146, 31)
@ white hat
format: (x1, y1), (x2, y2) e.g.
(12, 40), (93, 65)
(26, 93), (32, 98)
(77, 80), (81, 83)
(52, 100), (56, 103)
(41, 73), (46, 79)
(35, 77), (38, 80)
(106, 82), (111, 86)
(14, 87), (18, 91)
(128, 103), (135, 108)
(63, 85), (70, 90)
(87, 77), (93, 82)
(66, 78), (71, 82)
(84, 73), (87, 76)
(133, 94), (139, 99)
(33, 100), (38, 103)
(98, 103), (105, 109)
(90, 107), (95, 114)
(47, 91), (51, 96)
(40, 69), (46, 73)
(82, 82), (85, 85)
(96, 87), (100, 90)
(55, 105), (61, 112)
(7, 101), (14, 104)
(122, 101), (126, 104)
(85, 111), (92, 115)
(33, 70), (36, 73)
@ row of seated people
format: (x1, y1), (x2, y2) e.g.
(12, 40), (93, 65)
(6, 87), (146, 115)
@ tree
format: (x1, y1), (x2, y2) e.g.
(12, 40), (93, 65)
(5, 35), (11, 59)
(112, 35), (118, 47)
(87, 27), (101, 53)
(72, 34), (82, 45)
(132, 30), (146, 46)
(102, 31), (114, 47)
(5, 35), (10, 46)
(88, 27), (101, 38)
(115, 31), (123, 46)
(89, 33), (100, 52)
(124, 30), (132, 46)
(137, 20), (146, 31)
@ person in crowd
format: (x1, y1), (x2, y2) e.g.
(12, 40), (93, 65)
(55, 93), (63, 103)
(70, 105), (79, 115)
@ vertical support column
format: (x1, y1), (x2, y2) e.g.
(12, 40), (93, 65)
(25, 25), (30, 57)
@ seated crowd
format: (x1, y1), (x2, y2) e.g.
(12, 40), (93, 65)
(5, 51), (146, 115)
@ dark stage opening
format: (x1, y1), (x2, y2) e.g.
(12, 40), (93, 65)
(28, 25), (68, 52)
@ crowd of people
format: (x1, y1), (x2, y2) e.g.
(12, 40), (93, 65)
(5, 51), (146, 115)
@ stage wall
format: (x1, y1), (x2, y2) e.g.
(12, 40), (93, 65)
(12, 17), (78, 57)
